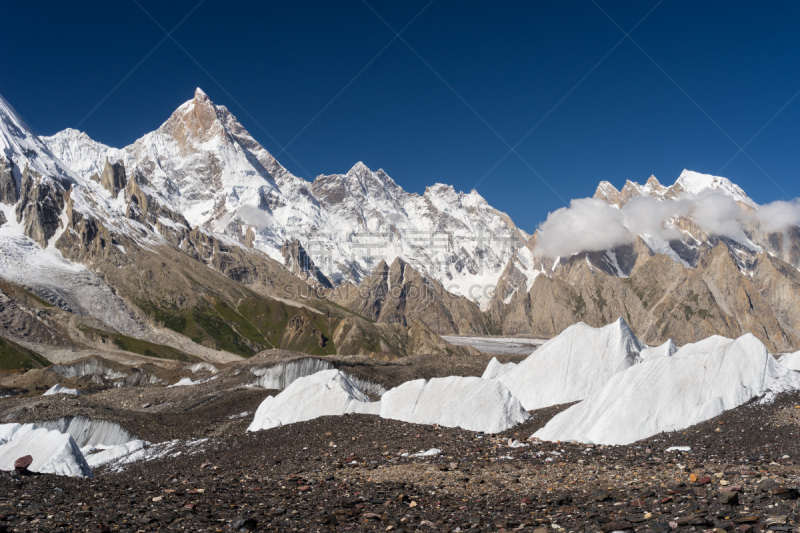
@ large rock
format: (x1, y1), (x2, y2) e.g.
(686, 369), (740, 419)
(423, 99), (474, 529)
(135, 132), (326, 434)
(498, 318), (644, 410)
(380, 376), (529, 433)
(534, 334), (800, 445)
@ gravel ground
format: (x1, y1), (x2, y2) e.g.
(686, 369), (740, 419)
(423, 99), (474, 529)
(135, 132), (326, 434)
(1, 391), (799, 533)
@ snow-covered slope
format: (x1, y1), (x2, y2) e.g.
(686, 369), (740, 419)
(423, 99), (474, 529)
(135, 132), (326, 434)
(44, 89), (525, 306)
(533, 335), (800, 445)
(0, 94), (166, 336)
(673, 170), (756, 208)
(380, 376), (530, 433)
(497, 318), (645, 410)
(0, 94), (77, 189)
(593, 170), (756, 209)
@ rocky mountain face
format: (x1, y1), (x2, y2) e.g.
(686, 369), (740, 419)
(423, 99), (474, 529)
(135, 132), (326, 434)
(0, 91), (467, 364)
(338, 257), (490, 336)
(45, 88), (526, 309)
(5, 87), (800, 359)
(489, 172), (800, 351)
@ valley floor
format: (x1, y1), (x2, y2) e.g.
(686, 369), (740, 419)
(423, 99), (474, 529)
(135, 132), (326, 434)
(1, 383), (799, 532)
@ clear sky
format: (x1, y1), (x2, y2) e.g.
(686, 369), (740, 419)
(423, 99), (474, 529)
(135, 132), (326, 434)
(2, 1), (799, 232)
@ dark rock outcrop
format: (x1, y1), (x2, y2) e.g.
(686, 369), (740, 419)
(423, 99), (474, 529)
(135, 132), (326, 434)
(280, 239), (332, 288)
(0, 156), (18, 204)
(348, 258), (489, 336)
(15, 167), (67, 247)
(99, 159), (127, 195)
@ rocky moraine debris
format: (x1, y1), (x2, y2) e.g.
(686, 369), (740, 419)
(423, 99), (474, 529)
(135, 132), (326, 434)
(1, 392), (799, 532)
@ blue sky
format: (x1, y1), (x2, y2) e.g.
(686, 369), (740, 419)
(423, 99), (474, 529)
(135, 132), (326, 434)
(2, 1), (799, 232)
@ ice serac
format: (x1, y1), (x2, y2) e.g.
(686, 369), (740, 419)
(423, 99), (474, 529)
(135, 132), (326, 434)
(780, 350), (800, 371)
(498, 318), (645, 410)
(0, 423), (92, 477)
(36, 416), (137, 448)
(247, 369), (374, 432)
(640, 339), (677, 361)
(43, 383), (81, 396)
(534, 334), (800, 445)
(380, 376), (529, 433)
(481, 357), (517, 380)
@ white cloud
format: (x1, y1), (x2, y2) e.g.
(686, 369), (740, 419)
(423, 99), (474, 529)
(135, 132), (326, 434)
(237, 205), (272, 229)
(690, 191), (749, 239)
(755, 199), (800, 233)
(534, 198), (631, 258)
(534, 189), (800, 258)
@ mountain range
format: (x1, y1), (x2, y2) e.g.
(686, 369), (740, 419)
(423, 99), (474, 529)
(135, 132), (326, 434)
(2, 87), (800, 367)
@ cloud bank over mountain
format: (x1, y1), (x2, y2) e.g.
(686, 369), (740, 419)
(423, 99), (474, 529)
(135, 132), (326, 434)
(534, 191), (800, 258)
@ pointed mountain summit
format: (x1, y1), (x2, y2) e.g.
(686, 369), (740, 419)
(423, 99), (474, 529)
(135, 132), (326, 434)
(46, 89), (526, 303)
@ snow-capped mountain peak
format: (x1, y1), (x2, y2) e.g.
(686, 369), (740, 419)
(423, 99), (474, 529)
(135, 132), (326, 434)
(673, 169), (755, 207)
(594, 170), (755, 208)
(44, 89), (527, 307)
(0, 93), (78, 189)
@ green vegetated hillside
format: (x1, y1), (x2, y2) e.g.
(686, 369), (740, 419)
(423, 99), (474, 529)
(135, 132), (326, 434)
(0, 334), (51, 370)
(139, 295), (340, 357)
(78, 325), (201, 363)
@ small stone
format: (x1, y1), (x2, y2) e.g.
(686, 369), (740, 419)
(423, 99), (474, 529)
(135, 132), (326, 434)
(758, 478), (778, 491)
(409, 501), (418, 507)
(533, 528), (548, 533)
(601, 521), (633, 532)
(719, 491), (739, 505)
(449, 462), (458, 470)
(592, 490), (611, 501)
(764, 516), (787, 526)
(141, 402), (151, 409)
(689, 473), (698, 482)
(697, 476), (712, 485)
(720, 479), (729, 486)
(232, 517), (258, 531)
